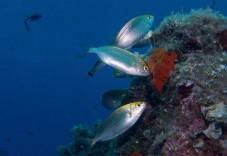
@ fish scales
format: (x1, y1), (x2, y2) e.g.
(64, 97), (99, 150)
(88, 15), (154, 76)
(89, 46), (149, 76)
(92, 102), (146, 145)
(94, 106), (128, 142)
(115, 15), (154, 49)
(99, 46), (142, 65)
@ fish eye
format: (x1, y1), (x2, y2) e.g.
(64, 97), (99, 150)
(137, 104), (141, 107)
(144, 66), (149, 71)
(147, 16), (151, 19)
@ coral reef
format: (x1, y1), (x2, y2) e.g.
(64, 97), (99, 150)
(150, 9), (227, 55)
(216, 29), (227, 50)
(57, 9), (227, 156)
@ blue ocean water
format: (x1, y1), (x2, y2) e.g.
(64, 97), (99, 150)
(0, 0), (226, 156)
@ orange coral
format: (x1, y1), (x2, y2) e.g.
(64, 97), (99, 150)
(130, 151), (141, 156)
(148, 47), (177, 92)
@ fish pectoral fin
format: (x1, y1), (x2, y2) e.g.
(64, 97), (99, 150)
(24, 21), (30, 31)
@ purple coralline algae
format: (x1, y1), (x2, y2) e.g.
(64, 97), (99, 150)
(57, 8), (227, 156)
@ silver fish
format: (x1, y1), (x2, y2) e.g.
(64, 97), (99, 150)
(114, 15), (154, 49)
(92, 101), (146, 146)
(88, 46), (149, 76)
(88, 15), (154, 76)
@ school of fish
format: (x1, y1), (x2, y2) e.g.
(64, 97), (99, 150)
(81, 15), (155, 152)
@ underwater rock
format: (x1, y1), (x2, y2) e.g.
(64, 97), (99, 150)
(177, 80), (194, 99)
(201, 102), (227, 124)
(176, 95), (206, 138)
(216, 29), (227, 50)
(219, 139), (227, 151)
(150, 9), (227, 55)
(142, 129), (151, 139)
(203, 122), (222, 140)
(162, 134), (197, 156)
(193, 138), (205, 154)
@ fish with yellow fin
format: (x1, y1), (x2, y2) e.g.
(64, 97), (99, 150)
(78, 101), (146, 152)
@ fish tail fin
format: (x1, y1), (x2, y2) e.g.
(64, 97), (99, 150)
(79, 43), (91, 52)
(76, 44), (97, 59)
(25, 15), (30, 20)
(76, 52), (88, 59)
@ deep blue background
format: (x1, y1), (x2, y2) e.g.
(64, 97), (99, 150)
(0, 0), (226, 155)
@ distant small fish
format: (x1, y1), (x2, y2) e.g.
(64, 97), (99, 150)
(88, 101), (146, 149)
(88, 46), (150, 76)
(25, 13), (42, 21)
(101, 89), (127, 109)
(114, 15), (154, 49)
(24, 13), (42, 31)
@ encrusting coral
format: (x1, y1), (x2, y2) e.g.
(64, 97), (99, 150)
(150, 8), (227, 55)
(57, 8), (227, 156)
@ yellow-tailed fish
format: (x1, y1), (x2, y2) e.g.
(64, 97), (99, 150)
(101, 89), (127, 109)
(114, 15), (154, 49)
(88, 46), (150, 76)
(91, 101), (146, 148)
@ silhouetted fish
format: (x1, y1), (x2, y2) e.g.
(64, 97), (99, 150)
(25, 13), (42, 21)
(24, 13), (42, 31)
